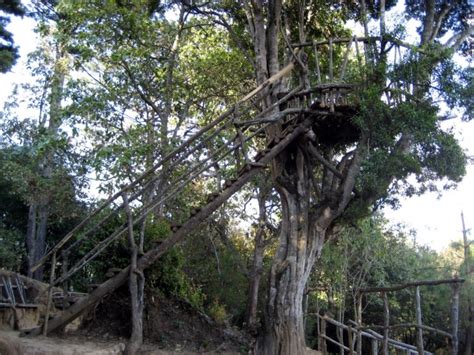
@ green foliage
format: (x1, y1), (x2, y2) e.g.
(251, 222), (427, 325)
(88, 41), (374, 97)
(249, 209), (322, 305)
(0, 0), (25, 73)
(308, 216), (460, 349)
(0, 228), (25, 271)
(147, 246), (205, 311)
(208, 300), (229, 325)
(181, 222), (251, 323)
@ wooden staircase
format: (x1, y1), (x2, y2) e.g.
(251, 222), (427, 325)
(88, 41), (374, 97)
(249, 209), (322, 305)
(23, 35), (412, 337)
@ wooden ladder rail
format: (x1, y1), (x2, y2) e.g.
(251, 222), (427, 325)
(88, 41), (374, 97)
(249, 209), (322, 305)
(24, 118), (313, 337)
(31, 60), (298, 275)
(49, 110), (293, 288)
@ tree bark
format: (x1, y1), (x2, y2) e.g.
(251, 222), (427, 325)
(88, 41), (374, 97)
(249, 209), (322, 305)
(245, 186), (270, 330)
(26, 203), (37, 278)
(24, 118), (310, 337)
(123, 192), (144, 355)
(256, 146), (330, 354)
(33, 199), (49, 281)
(29, 42), (67, 281)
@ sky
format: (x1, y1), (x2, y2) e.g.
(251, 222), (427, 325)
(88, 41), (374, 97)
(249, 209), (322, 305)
(1, 4), (472, 252)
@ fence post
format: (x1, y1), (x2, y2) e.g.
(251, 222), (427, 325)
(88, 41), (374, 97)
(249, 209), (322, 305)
(357, 293), (363, 355)
(321, 316), (327, 355)
(61, 249), (69, 310)
(450, 281), (460, 355)
(382, 291), (389, 355)
(348, 325), (354, 354)
(43, 251), (56, 336)
(415, 286), (424, 354)
(371, 339), (378, 355)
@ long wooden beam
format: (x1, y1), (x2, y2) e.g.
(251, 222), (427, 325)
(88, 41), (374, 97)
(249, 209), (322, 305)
(362, 323), (452, 339)
(31, 59), (299, 273)
(360, 278), (465, 293)
(293, 36), (423, 53)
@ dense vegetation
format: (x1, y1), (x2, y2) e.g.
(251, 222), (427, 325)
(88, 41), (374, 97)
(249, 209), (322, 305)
(0, 0), (472, 354)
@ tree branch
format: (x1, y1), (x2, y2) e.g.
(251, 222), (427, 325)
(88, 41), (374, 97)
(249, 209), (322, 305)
(445, 25), (474, 51)
(307, 142), (343, 179)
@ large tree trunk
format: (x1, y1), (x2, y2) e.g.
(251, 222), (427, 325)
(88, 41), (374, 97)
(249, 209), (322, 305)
(27, 43), (67, 281)
(257, 146), (329, 354)
(245, 186), (270, 330)
(245, 228), (265, 331)
(26, 203), (37, 278)
(33, 199), (49, 281)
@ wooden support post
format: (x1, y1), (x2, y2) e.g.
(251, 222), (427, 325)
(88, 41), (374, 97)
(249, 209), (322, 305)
(354, 37), (363, 79)
(382, 292), (389, 355)
(316, 300), (321, 351)
(61, 250), (69, 310)
(123, 192), (145, 355)
(357, 293), (363, 355)
(337, 307), (344, 355)
(43, 252), (56, 336)
(313, 40), (321, 83)
(415, 286), (424, 354)
(371, 339), (378, 355)
(450, 281), (460, 355)
(348, 325), (354, 355)
(321, 316), (327, 355)
(329, 38), (334, 82)
(339, 36), (354, 81)
(461, 211), (473, 355)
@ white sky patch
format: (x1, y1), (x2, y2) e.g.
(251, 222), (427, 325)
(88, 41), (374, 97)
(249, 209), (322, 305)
(0, 15), (37, 104)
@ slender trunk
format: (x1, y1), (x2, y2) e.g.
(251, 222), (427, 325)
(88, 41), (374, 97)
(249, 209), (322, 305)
(461, 212), (472, 355)
(245, 185), (270, 330)
(451, 283), (459, 355)
(26, 203), (37, 278)
(245, 226), (265, 331)
(123, 193), (144, 355)
(33, 200), (48, 281)
(32, 44), (67, 281)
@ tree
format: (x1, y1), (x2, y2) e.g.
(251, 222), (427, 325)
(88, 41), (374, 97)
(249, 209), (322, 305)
(8, 1), (470, 353)
(59, 2), (252, 352)
(0, 0), (25, 73)
(186, 1), (471, 353)
(0, 0), (90, 280)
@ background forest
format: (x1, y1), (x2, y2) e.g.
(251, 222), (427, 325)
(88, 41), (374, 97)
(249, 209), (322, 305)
(0, 0), (472, 354)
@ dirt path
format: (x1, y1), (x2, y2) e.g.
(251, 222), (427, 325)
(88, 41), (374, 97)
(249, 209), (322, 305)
(0, 330), (126, 355)
(0, 331), (246, 354)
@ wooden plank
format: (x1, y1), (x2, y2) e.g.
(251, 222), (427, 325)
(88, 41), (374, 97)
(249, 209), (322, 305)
(364, 329), (431, 354)
(3, 276), (15, 304)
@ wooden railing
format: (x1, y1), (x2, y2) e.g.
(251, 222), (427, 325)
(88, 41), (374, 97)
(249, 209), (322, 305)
(313, 278), (464, 355)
